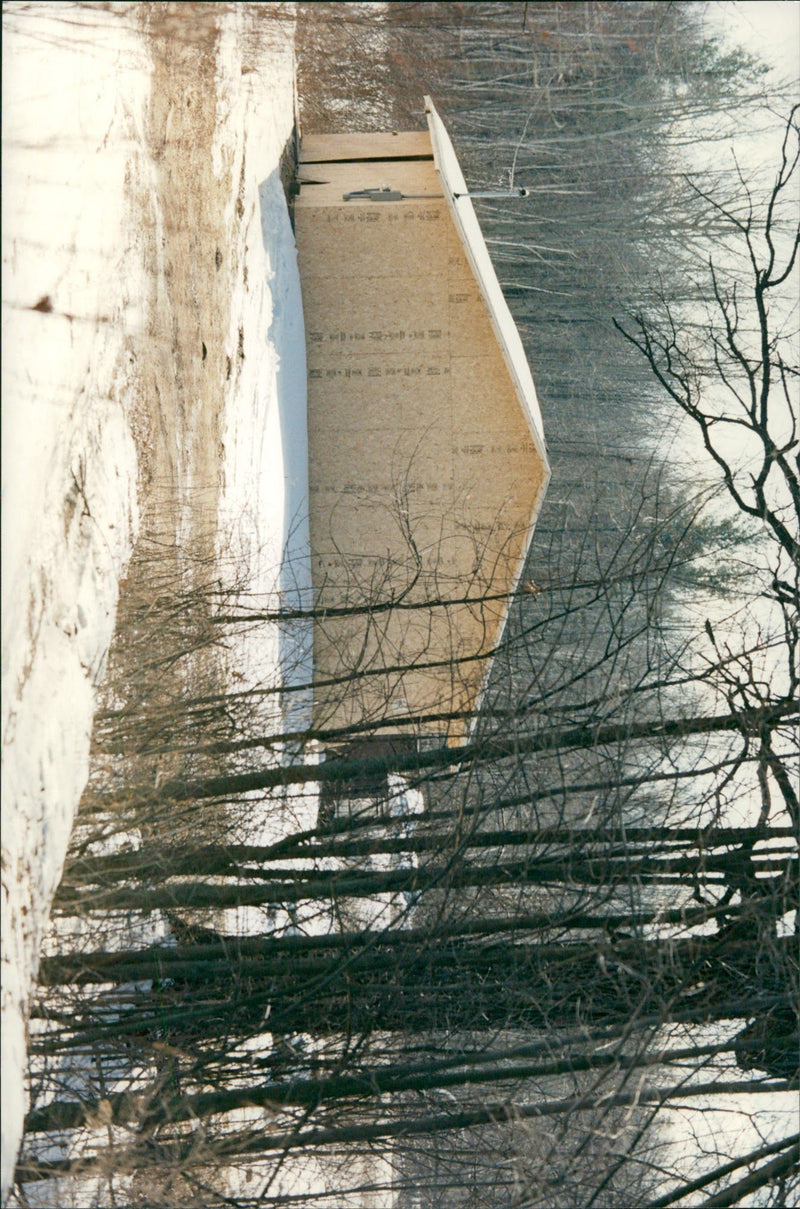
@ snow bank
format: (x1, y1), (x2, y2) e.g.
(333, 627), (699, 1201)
(214, 11), (315, 875)
(1, 6), (148, 1194)
(216, 17), (312, 729)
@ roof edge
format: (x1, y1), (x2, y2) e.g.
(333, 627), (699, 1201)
(424, 96), (551, 744)
(424, 97), (549, 465)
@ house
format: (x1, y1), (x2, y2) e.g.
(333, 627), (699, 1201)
(294, 98), (550, 749)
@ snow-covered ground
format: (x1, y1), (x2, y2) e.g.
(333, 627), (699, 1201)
(1, 5), (306, 1197)
(2, 6), (148, 1193)
(216, 17), (313, 742)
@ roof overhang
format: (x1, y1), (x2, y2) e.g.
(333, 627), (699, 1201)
(425, 97), (551, 731)
(425, 98), (549, 472)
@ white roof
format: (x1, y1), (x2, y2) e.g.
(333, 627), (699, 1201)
(424, 97), (549, 463)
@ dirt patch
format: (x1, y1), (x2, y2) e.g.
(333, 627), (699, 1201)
(83, 6), (246, 816)
(130, 4), (233, 557)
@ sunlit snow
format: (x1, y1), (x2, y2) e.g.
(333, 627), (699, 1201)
(1, 5), (304, 1194)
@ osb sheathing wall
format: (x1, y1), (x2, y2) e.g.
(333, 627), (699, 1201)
(295, 130), (547, 742)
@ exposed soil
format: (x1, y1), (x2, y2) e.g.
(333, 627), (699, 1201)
(131, 3), (233, 552)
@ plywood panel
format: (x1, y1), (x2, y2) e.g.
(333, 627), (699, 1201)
(299, 131), (433, 164)
(307, 368), (454, 441)
(296, 153), (548, 740)
(296, 159), (442, 208)
(297, 205), (455, 283)
(303, 276), (454, 360)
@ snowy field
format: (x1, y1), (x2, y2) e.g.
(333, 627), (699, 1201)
(1, 4), (305, 1195)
